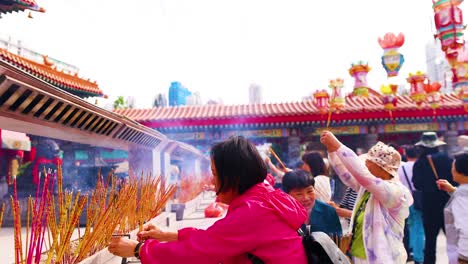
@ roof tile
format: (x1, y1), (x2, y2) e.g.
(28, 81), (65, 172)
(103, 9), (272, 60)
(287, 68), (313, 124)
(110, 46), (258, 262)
(0, 48), (103, 97)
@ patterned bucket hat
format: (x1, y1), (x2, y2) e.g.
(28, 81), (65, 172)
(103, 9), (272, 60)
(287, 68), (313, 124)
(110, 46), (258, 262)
(364, 141), (401, 178)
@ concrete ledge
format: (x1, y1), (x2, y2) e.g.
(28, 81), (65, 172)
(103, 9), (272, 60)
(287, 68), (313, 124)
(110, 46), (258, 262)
(152, 211), (177, 229)
(183, 192), (204, 217)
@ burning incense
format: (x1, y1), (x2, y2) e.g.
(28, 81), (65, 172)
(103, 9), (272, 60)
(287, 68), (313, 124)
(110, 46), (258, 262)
(269, 147), (286, 169)
(326, 109), (332, 128)
(0, 203), (4, 231)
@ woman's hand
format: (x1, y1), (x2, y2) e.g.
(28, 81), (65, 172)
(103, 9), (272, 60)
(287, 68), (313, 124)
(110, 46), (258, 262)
(437, 179), (456, 193)
(137, 223), (177, 242)
(108, 237), (138, 258)
(320, 131), (342, 152)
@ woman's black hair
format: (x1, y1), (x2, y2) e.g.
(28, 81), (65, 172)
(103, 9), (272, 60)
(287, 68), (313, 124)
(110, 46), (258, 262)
(210, 136), (267, 195)
(454, 152), (468, 176)
(281, 169), (315, 194)
(301, 151), (326, 176)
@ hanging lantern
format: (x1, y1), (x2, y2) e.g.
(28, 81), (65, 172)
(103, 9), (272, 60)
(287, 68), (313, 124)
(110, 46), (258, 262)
(380, 84), (398, 110)
(407, 71), (428, 107)
(325, 78), (346, 127)
(349, 62), (371, 98)
(433, 0), (465, 53)
(424, 82), (442, 109)
(328, 78), (346, 112)
(378, 33), (405, 78)
(452, 47), (468, 92)
(313, 89), (330, 115)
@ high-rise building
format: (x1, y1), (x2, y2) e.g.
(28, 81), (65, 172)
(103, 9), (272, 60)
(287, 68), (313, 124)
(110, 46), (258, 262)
(153, 93), (168, 107)
(186, 91), (202, 106)
(426, 39), (452, 93)
(168, 82), (192, 106)
(249, 83), (262, 104)
(126, 96), (136, 109)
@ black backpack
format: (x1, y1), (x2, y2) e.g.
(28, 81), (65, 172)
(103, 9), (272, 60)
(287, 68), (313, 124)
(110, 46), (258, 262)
(300, 227), (350, 264)
(248, 227), (350, 264)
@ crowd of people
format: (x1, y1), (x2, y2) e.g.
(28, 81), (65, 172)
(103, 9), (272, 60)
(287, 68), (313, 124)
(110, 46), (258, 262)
(108, 131), (468, 264)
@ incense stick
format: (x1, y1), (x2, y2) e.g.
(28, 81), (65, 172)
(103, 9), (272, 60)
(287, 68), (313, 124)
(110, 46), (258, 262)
(269, 147), (286, 169)
(0, 203), (5, 232)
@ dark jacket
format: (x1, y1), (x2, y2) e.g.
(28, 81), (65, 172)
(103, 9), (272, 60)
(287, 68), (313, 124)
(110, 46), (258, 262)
(413, 152), (455, 193)
(309, 200), (342, 236)
(412, 151), (455, 210)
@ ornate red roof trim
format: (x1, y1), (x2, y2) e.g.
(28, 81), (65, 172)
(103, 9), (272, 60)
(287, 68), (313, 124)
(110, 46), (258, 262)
(115, 93), (465, 128)
(0, 48), (103, 97)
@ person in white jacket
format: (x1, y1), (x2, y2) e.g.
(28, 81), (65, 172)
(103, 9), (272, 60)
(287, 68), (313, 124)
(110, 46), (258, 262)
(321, 130), (412, 264)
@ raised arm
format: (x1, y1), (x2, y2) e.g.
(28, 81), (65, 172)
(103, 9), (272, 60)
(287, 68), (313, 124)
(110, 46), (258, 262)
(321, 131), (410, 209)
(328, 151), (360, 192)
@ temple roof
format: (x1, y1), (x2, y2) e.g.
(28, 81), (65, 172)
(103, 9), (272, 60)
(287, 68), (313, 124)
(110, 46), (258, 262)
(115, 93), (466, 129)
(0, 48), (104, 97)
(0, 0), (45, 17)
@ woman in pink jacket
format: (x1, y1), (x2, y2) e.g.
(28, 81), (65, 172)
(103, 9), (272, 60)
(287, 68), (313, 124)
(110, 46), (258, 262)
(108, 136), (308, 264)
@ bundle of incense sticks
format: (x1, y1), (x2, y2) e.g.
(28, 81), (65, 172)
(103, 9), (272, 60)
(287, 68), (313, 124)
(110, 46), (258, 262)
(10, 168), (54, 264)
(330, 233), (352, 255)
(10, 166), (176, 264)
(45, 167), (87, 264)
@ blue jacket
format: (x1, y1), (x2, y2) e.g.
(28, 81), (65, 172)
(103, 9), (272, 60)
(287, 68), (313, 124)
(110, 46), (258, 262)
(309, 199), (342, 236)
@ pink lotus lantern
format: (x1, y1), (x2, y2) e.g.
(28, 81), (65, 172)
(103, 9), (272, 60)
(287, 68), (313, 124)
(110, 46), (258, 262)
(349, 62), (371, 98)
(407, 71), (428, 107)
(378, 33), (405, 78)
(313, 89), (330, 115)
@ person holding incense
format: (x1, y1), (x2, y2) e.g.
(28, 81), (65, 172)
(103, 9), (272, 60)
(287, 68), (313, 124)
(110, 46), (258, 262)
(320, 130), (412, 264)
(301, 151), (333, 202)
(108, 136), (308, 263)
(435, 151), (468, 264)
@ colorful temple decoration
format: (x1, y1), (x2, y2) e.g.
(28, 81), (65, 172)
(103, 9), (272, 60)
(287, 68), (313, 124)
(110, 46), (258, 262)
(424, 82), (443, 110)
(328, 78), (346, 112)
(313, 89), (330, 115)
(0, 48), (103, 98)
(0, 0), (45, 18)
(349, 62), (371, 98)
(433, 0), (465, 54)
(407, 71), (428, 107)
(453, 46), (468, 111)
(456, 85), (468, 111)
(378, 33), (405, 78)
(380, 84), (398, 111)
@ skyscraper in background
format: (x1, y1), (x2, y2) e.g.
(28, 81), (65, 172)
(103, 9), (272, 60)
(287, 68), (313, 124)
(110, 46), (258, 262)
(425, 39), (452, 93)
(249, 83), (262, 104)
(153, 93), (168, 107)
(186, 91), (202, 105)
(168, 82), (192, 106)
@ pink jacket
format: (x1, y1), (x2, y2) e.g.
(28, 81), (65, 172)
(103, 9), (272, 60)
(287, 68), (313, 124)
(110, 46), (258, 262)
(140, 182), (307, 264)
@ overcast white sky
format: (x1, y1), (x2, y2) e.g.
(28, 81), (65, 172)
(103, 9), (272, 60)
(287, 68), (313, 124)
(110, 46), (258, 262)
(0, 0), (463, 107)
